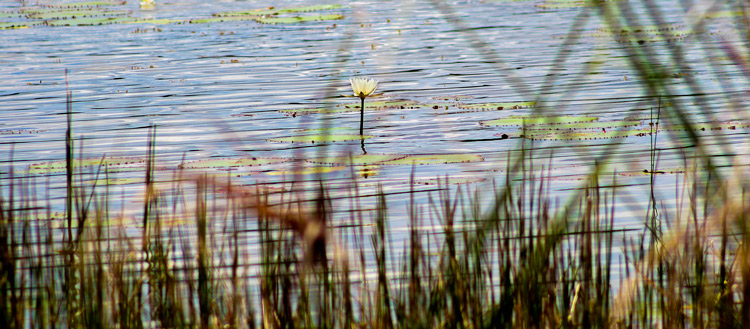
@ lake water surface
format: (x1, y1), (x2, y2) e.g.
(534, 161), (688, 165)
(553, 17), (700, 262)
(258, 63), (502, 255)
(2, 0), (750, 283)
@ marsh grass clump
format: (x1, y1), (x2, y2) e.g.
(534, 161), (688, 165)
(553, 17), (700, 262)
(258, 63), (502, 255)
(2, 121), (750, 328)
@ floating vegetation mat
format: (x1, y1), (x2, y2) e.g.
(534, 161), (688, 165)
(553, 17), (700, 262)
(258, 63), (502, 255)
(485, 116), (750, 140)
(0, 2), (344, 30)
(535, 0), (626, 10)
(618, 167), (686, 176)
(597, 23), (686, 34)
(48, 17), (174, 26)
(214, 4), (344, 24)
(266, 166), (346, 176)
(279, 99), (418, 116)
(267, 134), (373, 143)
(458, 101), (535, 111)
(278, 107), (346, 116)
(307, 153), (483, 166)
(0, 22), (32, 29)
(519, 128), (653, 140)
(215, 4), (343, 17)
(91, 177), (147, 185)
(525, 120), (643, 130)
(292, 127), (353, 133)
(357, 165), (380, 178)
(379, 153), (484, 165)
(666, 121), (750, 132)
(252, 14), (344, 25)
(279, 98), (536, 116)
(339, 99), (419, 110)
(0, 128), (49, 135)
(178, 157), (289, 170)
(26, 9), (129, 20)
(432, 95), (474, 101)
(480, 115), (597, 127)
(46, 1), (127, 8)
(28, 157), (146, 175)
(307, 154), (407, 165)
(613, 29), (693, 44)
(408, 176), (487, 185)
(701, 10), (747, 19)
(572, 23), (695, 44)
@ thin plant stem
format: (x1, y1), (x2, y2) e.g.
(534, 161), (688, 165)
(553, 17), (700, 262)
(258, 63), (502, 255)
(359, 97), (365, 136)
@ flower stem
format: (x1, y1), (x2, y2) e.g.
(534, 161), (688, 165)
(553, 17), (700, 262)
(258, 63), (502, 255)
(359, 97), (365, 135)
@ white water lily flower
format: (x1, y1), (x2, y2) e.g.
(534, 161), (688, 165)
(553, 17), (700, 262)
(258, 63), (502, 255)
(140, 0), (155, 10)
(349, 77), (379, 136)
(350, 77), (378, 99)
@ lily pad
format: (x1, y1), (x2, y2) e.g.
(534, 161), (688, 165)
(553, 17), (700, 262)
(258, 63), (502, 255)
(267, 134), (373, 143)
(0, 12), (22, 18)
(308, 153), (486, 167)
(517, 121), (750, 141)
(535, 0), (626, 9)
(306, 154), (407, 165)
(125, 18), (174, 25)
(379, 154), (484, 165)
(613, 29), (692, 44)
(623, 113), (678, 121)
(524, 120), (643, 130)
(267, 166), (345, 176)
(415, 103), (451, 110)
(48, 1), (126, 8)
(0, 22), (30, 29)
(590, 24), (694, 44)
(408, 176), (487, 185)
(293, 127), (353, 133)
(358, 165), (380, 178)
(87, 177), (145, 185)
(535, 0), (596, 9)
(338, 99), (418, 110)
(28, 157), (145, 175)
(702, 10), (745, 19)
(432, 95), (474, 101)
(282, 100), (417, 115)
(178, 157), (288, 169)
(279, 107), (344, 115)
(663, 122), (750, 132)
(274, 4), (343, 13)
(216, 4), (343, 17)
(458, 101), (535, 110)
(252, 14), (344, 25)
(186, 16), (258, 24)
(28, 9), (128, 20)
(521, 129), (653, 140)
(480, 115), (597, 127)
(619, 168), (686, 176)
(597, 24), (685, 34)
(0, 128), (49, 134)
(47, 16), (134, 26)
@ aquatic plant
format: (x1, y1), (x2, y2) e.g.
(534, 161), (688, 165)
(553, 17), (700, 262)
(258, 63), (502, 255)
(140, 0), (155, 11)
(349, 77), (379, 135)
